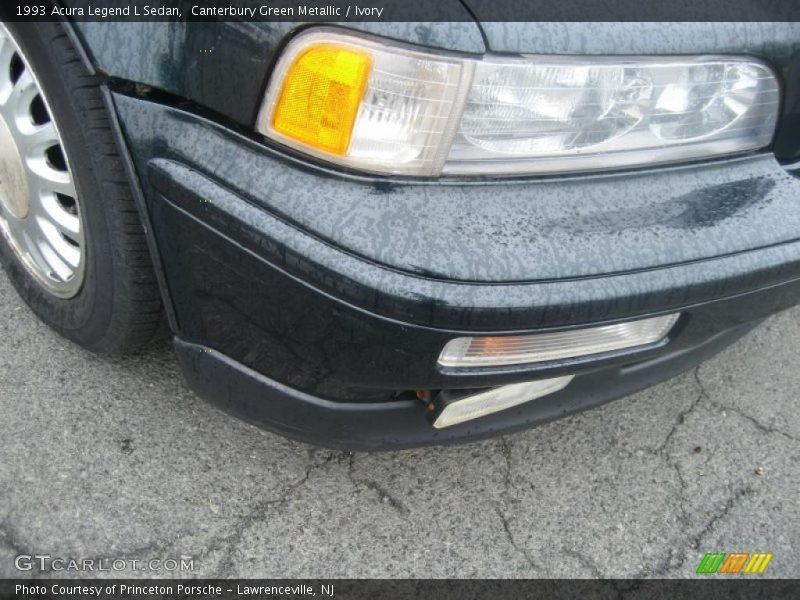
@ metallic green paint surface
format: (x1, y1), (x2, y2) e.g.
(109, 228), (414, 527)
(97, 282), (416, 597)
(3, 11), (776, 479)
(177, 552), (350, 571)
(114, 92), (800, 332)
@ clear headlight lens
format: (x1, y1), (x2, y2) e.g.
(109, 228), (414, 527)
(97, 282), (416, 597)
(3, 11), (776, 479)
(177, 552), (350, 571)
(448, 58), (778, 175)
(454, 62), (653, 157)
(258, 29), (779, 177)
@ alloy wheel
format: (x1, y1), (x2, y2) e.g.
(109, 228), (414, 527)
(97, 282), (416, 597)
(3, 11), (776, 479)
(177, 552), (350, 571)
(0, 23), (85, 298)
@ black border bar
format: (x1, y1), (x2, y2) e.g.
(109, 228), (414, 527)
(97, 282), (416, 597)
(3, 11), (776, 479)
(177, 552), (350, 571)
(4, 0), (800, 22)
(2, 579), (800, 600)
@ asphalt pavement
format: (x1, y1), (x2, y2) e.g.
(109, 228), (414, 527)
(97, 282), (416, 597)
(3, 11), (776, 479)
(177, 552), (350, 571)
(0, 267), (798, 579)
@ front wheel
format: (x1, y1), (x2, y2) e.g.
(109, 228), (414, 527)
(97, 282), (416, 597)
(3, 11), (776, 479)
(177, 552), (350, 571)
(0, 21), (163, 353)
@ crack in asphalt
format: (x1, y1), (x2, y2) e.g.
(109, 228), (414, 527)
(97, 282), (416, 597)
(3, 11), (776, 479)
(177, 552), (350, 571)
(604, 446), (690, 579)
(346, 453), (409, 517)
(491, 438), (545, 575)
(643, 364), (769, 577)
(687, 485), (753, 553)
(603, 366), (721, 578)
(493, 507), (543, 574)
(707, 400), (800, 444)
(656, 366), (708, 455)
(204, 449), (419, 576)
(203, 452), (335, 577)
(611, 370), (702, 576)
(349, 478), (409, 517)
(646, 361), (794, 575)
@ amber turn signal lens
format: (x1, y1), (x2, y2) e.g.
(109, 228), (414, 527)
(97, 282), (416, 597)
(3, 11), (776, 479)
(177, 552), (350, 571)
(271, 43), (372, 156)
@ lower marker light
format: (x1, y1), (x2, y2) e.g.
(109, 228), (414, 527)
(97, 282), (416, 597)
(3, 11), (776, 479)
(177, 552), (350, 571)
(438, 314), (680, 368)
(431, 376), (574, 429)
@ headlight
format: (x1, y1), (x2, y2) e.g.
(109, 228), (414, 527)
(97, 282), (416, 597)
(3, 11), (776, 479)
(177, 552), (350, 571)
(257, 29), (780, 177)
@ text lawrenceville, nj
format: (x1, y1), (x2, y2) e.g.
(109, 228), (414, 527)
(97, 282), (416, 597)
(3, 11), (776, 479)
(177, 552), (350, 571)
(52, 4), (384, 17)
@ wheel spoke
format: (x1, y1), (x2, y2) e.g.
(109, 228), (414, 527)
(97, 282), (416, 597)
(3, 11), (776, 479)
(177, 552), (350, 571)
(36, 233), (75, 281)
(36, 216), (81, 269)
(12, 211), (52, 277)
(17, 121), (58, 156)
(39, 192), (81, 238)
(4, 69), (38, 125)
(26, 155), (76, 197)
(0, 37), (15, 106)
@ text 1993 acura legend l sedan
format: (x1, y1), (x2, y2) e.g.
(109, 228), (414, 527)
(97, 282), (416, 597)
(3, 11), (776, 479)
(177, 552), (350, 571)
(1, 6), (799, 449)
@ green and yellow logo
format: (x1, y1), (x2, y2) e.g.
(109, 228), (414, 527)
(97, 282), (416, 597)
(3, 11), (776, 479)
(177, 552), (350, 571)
(696, 552), (773, 574)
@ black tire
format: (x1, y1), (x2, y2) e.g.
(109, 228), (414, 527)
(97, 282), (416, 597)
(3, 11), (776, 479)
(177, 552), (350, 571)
(0, 20), (163, 354)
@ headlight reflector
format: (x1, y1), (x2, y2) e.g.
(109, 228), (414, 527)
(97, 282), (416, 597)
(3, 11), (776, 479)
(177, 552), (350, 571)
(258, 30), (779, 177)
(446, 58), (778, 175)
